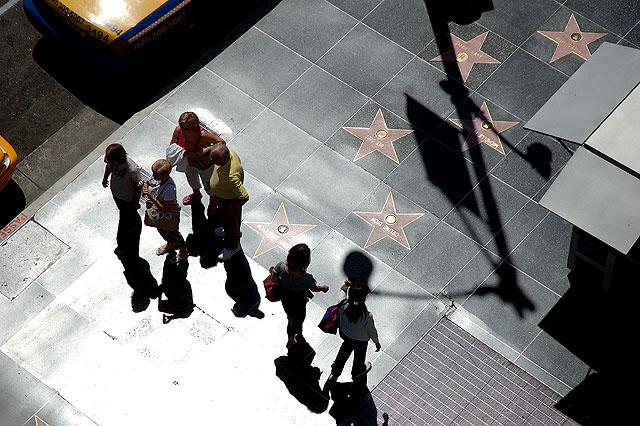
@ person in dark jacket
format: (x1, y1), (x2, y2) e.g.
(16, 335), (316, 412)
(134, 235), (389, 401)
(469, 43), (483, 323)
(273, 243), (328, 348)
(327, 279), (381, 383)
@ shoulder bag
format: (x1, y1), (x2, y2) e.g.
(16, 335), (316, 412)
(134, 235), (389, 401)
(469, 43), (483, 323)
(263, 266), (281, 302)
(144, 200), (181, 230)
(318, 300), (346, 334)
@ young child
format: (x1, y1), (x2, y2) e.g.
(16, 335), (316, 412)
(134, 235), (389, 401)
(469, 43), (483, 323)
(102, 143), (142, 258)
(142, 159), (188, 263)
(169, 111), (226, 205)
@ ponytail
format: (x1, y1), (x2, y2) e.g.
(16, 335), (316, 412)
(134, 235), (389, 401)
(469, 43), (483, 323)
(344, 284), (368, 323)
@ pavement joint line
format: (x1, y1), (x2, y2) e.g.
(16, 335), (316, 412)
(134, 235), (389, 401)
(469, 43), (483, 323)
(0, 0), (20, 17)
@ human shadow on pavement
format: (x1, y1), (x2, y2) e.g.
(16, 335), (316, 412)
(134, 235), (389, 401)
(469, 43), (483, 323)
(223, 249), (264, 318)
(326, 380), (380, 426)
(158, 252), (194, 324)
(541, 270), (635, 425)
(184, 199), (224, 269)
(274, 337), (329, 414)
(118, 254), (160, 313)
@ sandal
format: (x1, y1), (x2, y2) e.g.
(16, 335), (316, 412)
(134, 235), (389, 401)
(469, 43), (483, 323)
(156, 245), (171, 256)
(182, 193), (203, 206)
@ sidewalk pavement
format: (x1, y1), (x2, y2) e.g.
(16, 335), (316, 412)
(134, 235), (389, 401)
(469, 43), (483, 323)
(3, 0), (639, 425)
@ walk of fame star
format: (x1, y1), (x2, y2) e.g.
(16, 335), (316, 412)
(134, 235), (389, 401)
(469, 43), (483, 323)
(448, 101), (518, 155)
(430, 32), (500, 82)
(343, 109), (414, 164)
(354, 191), (424, 249)
(245, 202), (316, 258)
(35, 416), (50, 426)
(537, 14), (607, 62)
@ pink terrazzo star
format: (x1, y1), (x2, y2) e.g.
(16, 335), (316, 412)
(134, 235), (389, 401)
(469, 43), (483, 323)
(538, 14), (607, 62)
(430, 32), (501, 82)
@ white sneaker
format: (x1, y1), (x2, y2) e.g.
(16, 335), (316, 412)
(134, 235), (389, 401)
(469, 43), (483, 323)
(214, 227), (226, 237)
(218, 246), (240, 261)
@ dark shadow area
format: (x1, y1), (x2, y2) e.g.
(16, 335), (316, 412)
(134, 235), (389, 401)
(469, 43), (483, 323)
(342, 251), (374, 282)
(184, 199), (224, 269)
(185, 198), (262, 318)
(525, 142), (553, 179)
(118, 254), (160, 313)
(428, 0), (494, 25)
(474, 263), (534, 317)
(541, 270), (636, 425)
(158, 252), (194, 323)
(405, 2), (555, 316)
(327, 380), (380, 426)
(30, 0), (281, 124)
(223, 249), (263, 318)
(0, 179), (26, 228)
(274, 337), (329, 414)
(406, 95), (534, 317)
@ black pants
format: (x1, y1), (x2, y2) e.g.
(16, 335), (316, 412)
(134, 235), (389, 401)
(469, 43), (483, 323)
(114, 197), (141, 258)
(330, 331), (368, 379)
(281, 291), (307, 338)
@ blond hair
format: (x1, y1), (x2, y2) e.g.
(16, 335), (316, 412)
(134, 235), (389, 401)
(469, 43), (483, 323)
(152, 159), (172, 176)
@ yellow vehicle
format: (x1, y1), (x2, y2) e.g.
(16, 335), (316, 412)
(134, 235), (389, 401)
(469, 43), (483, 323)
(0, 135), (18, 192)
(23, 0), (215, 60)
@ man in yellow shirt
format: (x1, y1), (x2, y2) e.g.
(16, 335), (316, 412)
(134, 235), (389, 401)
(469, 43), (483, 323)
(209, 144), (249, 260)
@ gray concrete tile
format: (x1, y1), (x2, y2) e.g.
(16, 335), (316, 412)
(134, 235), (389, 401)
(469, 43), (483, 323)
(565, 0), (640, 36)
(476, 0), (560, 46)
(365, 269), (434, 351)
(458, 262), (562, 352)
(506, 213), (573, 293)
(476, 48), (568, 121)
(396, 222), (483, 293)
(317, 23), (414, 97)
(363, 0), (435, 54)
(270, 65), (368, 142)
(443, 174), (531, 247)
(206, 27), (311, 105)
(255, 0), (358, 62)
(491, 131), (573, 199)
(326, 0), (383, 20)
(0, 220), (69, 300)
(0, 281), (55, 346)
(278, 145), (379, 228)
(155, 68), (265, 141)
(0, 352), (56, 426)
(230, 109), (322, 189)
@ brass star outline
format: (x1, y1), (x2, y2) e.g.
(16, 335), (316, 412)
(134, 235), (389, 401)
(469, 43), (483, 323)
(245, 202), (316, 258)
(354, 191), (424, 250)
(35, 416), (51, 426)
(448, 101), (518, 155)
(343, 109), (414, 164)
(537, 14), (607, 62)
(430, 32), (501, 82)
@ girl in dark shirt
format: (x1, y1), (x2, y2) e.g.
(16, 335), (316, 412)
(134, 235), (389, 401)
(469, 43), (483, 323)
(273, 243), (328, 348)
